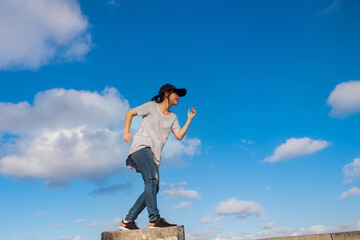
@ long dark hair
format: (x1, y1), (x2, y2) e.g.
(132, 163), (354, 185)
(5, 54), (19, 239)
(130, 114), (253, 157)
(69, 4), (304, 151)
(151, 84), (176, 103)
(151, 90), (174, 103)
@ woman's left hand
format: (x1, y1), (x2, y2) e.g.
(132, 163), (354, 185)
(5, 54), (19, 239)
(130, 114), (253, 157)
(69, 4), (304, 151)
(188, 107), (196, 119)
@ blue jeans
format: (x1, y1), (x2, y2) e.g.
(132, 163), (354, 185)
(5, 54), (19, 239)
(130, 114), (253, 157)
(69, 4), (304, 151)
(125, 147), (160, 222)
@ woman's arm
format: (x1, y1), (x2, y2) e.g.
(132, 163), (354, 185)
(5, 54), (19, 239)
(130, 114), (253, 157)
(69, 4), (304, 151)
(173, 107), (196, 140)
(123, 109), (138, 142)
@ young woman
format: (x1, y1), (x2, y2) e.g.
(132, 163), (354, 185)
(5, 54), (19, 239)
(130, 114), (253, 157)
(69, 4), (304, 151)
(119, 84), (196, 230)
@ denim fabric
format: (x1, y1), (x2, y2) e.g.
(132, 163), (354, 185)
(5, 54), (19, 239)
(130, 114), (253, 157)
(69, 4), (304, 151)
(125, 147), (160, 222)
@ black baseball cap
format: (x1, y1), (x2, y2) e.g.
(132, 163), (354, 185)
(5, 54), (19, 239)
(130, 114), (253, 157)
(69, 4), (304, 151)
(159, 84), (187, 97)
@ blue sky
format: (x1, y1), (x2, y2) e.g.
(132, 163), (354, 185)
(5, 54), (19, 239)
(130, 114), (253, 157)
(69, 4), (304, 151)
(0, 0), (360, 239)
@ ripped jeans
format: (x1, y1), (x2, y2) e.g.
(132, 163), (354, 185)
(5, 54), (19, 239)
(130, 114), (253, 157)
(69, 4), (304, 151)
(125, 147), (160, 222)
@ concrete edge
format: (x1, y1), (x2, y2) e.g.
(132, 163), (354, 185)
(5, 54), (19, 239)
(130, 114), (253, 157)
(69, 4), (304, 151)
(255, 230), (360, 240)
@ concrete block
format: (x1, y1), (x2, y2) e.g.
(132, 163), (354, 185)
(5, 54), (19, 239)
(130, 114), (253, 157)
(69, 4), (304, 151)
(256, 234), (332, 240)
(256, 231), (360, 240)
(101, 225), (185, 240)
(331, 231), (360, 240)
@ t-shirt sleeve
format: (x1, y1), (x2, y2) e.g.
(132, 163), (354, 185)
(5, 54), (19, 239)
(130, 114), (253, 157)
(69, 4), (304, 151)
(172, 115), (180, 130)
(134, 101), (152, 116)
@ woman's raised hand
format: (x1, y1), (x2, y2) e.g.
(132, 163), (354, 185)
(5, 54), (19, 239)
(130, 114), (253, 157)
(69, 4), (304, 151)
(123, 132), (133, 143)
(188, 107), (197, 119)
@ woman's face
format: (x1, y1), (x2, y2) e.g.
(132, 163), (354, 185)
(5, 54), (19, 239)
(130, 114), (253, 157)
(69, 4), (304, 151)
(168, 91), (179, 105)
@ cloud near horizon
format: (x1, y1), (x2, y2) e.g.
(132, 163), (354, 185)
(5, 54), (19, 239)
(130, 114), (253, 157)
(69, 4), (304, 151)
(327, 80), (360, 118)
(264, 137), (330, 163)
(0, 87), (201, 187)
(0, 0), (91, 70)
(188, 220), (360, 240)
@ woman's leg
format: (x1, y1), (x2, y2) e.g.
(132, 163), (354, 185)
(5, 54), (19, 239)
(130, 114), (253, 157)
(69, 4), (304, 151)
(125, 147), (160, 222)
(124, 192), (146, 222)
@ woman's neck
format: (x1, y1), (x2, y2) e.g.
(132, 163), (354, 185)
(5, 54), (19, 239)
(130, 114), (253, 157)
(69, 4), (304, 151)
(157, 101), (171, 116)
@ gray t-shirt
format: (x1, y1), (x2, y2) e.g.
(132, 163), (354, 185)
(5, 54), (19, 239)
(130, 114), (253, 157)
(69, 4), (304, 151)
(128, 101), (180, 166)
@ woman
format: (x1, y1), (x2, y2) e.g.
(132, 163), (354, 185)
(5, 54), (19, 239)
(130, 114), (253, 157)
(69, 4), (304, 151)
(119, 84), (196, 230)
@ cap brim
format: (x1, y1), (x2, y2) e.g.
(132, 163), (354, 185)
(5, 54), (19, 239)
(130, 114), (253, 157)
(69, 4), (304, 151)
(174, 88), (187, 97)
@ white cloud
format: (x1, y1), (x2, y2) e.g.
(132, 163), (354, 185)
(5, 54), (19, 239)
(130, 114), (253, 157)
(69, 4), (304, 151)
(200, 216), (223, 223)
(48, 224), (63, 228)
(58, 236), (83, 240)
(189, 220), (360, 240)
(58, 236), (71, 240)
(241, 139), (253, 144)
(162, 136), (201, 166)
(187, 229), (219, 240)
(341, 187), (360, 199)
(320, 0), (341, 15)
(85, 222), (99, 228)
(0, 0), (91, 70)
(201, 199), (265, 224)
(74, 219), (85, 224)
(111, 217), (122, 226)
(106, 0), (119, 6)
(343, 158), (360, 184)
(0, 87), (201, 187)
(0, 87), (128, 132)
(215, 198), (265, 219)
(174, 202), (192, 209)
(264, 137), (330, 163)
(162, 182), (201, 200)
(36, 211), (50, 216)
(0, 125), (127, 187)
(263, 221), (277, 230)
(327, 80), (360, 118)
(82, 217), (123, 231)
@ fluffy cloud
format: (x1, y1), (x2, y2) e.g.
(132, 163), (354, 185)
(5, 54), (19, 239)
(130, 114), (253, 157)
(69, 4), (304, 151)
(0, 88), (201, 187)
(0, 125), (127, 188)
(0, 0), (91, 70)
(0, 87), (128, 132)
(162, 136), (201, 166)
(327, 80), (360, 118)
(215, 198), (265, 219)
(201, 199), (265, 224)
(341, 187), (360, 199)
(174, 202), (192, 209)
(162, 182), (201, 200)
(343, 158), (360, 184)
(264, 137), (330, 163)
